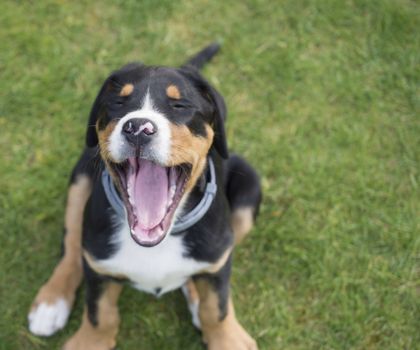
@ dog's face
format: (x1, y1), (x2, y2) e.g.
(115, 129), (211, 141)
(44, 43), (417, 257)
(86, 63), (228, 247)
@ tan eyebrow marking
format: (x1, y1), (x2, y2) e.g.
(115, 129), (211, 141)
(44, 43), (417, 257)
(119, 84), (134, 97)
(166, 84), (181, 100)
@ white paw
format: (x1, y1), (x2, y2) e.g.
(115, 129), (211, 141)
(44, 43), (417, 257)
(181, 285), (201, 329)
(28, 298), (70, 336)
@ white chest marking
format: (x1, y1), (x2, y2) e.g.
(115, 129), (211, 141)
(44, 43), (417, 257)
(94, 219), (211, 296)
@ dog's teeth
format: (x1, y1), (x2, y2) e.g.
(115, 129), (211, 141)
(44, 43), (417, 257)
(167, 184), (177, 208)
(169, 185), (176, 199)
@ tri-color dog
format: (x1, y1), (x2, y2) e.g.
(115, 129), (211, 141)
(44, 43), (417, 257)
(28, 43), (262, 350)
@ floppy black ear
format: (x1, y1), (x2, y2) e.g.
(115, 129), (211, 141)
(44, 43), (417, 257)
(85, 78), (110, 148)
(179, 66), (229, 159)
(206, 84), (229, 159)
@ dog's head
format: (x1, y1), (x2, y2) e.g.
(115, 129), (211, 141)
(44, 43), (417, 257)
(86, 63), (228, 247)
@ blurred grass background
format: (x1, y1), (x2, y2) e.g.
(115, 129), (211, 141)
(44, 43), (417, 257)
(0, 0), (418, 349)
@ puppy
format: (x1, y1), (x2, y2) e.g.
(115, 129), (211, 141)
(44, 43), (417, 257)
(28, 43), (262, 350)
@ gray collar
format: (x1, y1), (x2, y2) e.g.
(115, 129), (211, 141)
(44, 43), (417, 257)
(101, 158), (217, 234)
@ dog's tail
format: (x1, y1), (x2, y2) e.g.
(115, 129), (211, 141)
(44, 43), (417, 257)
(183, 42), (221, 70)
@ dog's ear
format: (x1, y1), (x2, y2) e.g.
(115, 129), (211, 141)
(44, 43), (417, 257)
(179, 66), (229, 159)
(205, 83), (229, 159)
(85, 78), (110, 148)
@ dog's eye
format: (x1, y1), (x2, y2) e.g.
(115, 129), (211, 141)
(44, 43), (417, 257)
(171, 100), (194, 111)
(112, 100), (124, 108)
(172, 103), (187, 110)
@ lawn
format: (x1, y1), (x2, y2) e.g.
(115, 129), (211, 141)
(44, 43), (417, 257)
(0, 0), (418, 349)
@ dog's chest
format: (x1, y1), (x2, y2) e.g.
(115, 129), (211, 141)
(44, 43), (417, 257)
(94, 222), (211, 296)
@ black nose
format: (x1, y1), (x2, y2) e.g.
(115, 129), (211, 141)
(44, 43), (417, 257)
(122, 118), (157, 146)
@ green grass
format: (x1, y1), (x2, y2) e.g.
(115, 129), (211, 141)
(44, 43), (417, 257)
(0, 0), (418, 349)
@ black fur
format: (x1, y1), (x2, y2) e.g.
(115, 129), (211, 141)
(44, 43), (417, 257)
(182, 150), (233, 262)
(83, 259), (106, 326)
(69, 147), (101, 184)
(225, 153), (262, 217)
(178, 66), (229, 159)
(82, 178), (119, 261)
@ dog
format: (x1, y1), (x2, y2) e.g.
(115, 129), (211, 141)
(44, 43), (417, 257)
(28, 43), (262, 350)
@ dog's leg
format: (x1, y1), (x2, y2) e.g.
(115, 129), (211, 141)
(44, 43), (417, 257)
(225, 154), (262, 244)
(63, 264), (123, 350)
(28, 173), (92, 336)
(193, 259), (258, 350)
(231, 206), (256, 245)
(182, 279), (201, 329)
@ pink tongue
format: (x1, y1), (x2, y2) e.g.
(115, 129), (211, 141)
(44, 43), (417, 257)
(134, 160), (168, 229)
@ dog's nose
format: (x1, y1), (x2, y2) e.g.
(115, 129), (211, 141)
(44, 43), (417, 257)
(122, 118), (157, 146)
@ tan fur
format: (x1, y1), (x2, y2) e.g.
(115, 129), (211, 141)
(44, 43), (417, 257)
(202, 247), (232, 274)
(30, 175), (92, 310)
(231, 207), (254, 244)
(63, 282), (123, 350)
(166, 84), (181, 99)
(185, 279), (200, 305)
(169, 123), (214, 193)
(195, 280), (258, 350)
(119, 83), (134, 97)
(194, 279), (221, 329)
(97, 120), (128, 194)
(97, 119), (118, 162)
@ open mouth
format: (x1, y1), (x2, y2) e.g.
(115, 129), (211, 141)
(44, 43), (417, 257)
(113, 159), (190, 247)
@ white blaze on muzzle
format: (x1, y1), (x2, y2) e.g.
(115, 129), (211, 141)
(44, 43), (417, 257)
(108, 92), (171, 164)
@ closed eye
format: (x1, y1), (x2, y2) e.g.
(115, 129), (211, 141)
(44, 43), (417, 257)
(107, 100), (125, 112)
(170, 99), (194, 110)
(172, 103), (187, 109)
(111, 97), (128, 108)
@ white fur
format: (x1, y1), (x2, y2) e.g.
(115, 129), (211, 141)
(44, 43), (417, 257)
(28, 298), (70, 337)
(108, 92), (171, 163)
(92, 218), (211, 296)
(181, 284), (202, 329)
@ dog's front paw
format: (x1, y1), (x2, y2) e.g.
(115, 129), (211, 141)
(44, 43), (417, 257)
(28, 297), (70, 337)
(204, 319), (258, 350)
